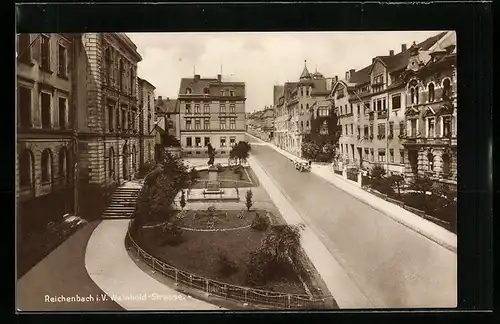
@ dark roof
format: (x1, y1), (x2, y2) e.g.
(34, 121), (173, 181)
(178, 77), (245, 96)
(156, 98), (179, 114)
(300, 64), (311, 79)
(311, 78), (329, 95)
(348, 65), (372, 85)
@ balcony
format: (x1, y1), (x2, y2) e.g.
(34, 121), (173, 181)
(402, 136), (456, 147)
(377, 110), (388, 119)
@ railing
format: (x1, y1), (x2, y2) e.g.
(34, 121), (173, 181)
(126, 221), (333, 309)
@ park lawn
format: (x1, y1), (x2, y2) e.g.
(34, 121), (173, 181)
(191, 166), (258, 189)
(174, 210), (259, 229)
(138, 210), (307, 295)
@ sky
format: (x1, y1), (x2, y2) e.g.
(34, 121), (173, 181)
(127, 31), (447, 113)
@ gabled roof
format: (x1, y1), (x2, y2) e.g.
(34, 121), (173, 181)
(348, 65), (372, 85)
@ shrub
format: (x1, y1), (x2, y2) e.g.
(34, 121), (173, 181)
(370, 164), (386, 179)
(218, 251), (239, 277)
(138, 161), (156, 178)
(371, 177), (395, 196)
(245, 189), (254, 211)
(247, 251), (268, 286)
(158, 222), (184, 246)
(251, 212), (270, 231)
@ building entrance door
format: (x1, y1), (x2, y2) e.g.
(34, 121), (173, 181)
(122, 144), (129, 180)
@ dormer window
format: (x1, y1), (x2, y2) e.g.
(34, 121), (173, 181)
(186, 88), (192, 94)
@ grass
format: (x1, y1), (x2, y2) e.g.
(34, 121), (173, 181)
(137, 210), (308, 295)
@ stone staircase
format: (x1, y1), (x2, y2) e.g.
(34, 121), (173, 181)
(101, 184), (142, 219)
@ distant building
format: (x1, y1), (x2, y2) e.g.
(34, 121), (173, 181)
(177, 74), (246, 157)
(137, 77), (157, 164)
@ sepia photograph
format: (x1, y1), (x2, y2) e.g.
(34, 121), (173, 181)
(16, 30), (458, 311)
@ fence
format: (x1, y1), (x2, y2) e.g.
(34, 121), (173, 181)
(191, 179), (255, 189)
(126, 221), (333, 309)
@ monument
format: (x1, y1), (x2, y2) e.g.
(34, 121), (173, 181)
(205, 143), (223, 195)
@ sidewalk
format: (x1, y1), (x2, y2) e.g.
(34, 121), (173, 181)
(246, 133), (457, 253)
(85, 219), (223, 310)
(247, 155), (373, 309)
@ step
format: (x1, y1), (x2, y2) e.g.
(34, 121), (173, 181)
(102, 212), (134, 217)
(108, 202), (137, 206)
(102, 215), (133, 219)
(105, 208), (136, 212)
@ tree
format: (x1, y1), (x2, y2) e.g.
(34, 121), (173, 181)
(180, 190), (186, 210)
(407, 173), (435, 211)
(303, 109), (342, 162)
(388, 174), (405, 197)
(245, 189), (254, 211)
(134, 152), (190, 225)
(301, 141), (321, 160)
(230, 141), (251, 165)
(370, 164), (386, 179)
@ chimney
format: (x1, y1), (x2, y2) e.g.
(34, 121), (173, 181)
(389, 50), (394, 56)
(345, 71), (350, 81)
(158, 96), (162, 101)
(401, 44), (407, 52)
(372, 57), (377, 63)
(350, 69), (355, 75)
(194, 74), (200, 82)
(217, 74), (222, 82)
(334, 75), (339, 83)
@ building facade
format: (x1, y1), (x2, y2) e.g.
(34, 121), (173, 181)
(273, 62), (330, 157)
(16, 33), (77, 234)
(401, 31), (457, 183)
(137, 77), (156, 164)
(331, 32), (451, 177)
(76, 33), (143, 219)
(178, 74), (246, 158)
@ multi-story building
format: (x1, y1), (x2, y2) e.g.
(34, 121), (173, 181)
(178, 74), (246, 158)
(76, 33), (143, 219)
(153, 96), (181, 159)
(16, 33), (77, 234)
(331, 31), (449, 176)
(401, 31), (457, 184)
(137, 77), (156, 164)
(272, 62), (330, 157)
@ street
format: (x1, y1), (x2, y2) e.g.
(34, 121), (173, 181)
(245, 135), (457, 308)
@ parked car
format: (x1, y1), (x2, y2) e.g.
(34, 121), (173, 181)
(294, 160), (311, 172)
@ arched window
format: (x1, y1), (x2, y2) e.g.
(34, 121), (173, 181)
(428, 83), (435, 102)
(119, 60), (124, 91)
(427, 152), (434, 171)
(443, 78), (451, 99)
(442, 153), (450, 176)
(41, 149), (52, 183)
(186, 88), (192, 94)
(58, 147), (67, 183)
(19, 149), (33, 188)
(109, 147), (115, 179)
(415, 86), (419, 104)
(410, 88), (415, 104)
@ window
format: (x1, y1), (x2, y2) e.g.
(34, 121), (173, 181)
(230, 137), (236, 147)
(370, 149), (374, 161)
(105, 48), (112, 84)
(400, 149), (405, 164)
(17, 34), (31, 63)
(344, 125), (348, 136)
(427, 152), (435, 171)
(230, 90), (235, 96)
(108, 103), (114, 131)
(378, 149), (386, 162)
(18, 86), (31, 128)
(364, 148), (369, 160)
(230, 103), (235, 113)
(369, 125), (373, 137)
(230, 118), (236, 129)
(204, 118), (210, 130)
(306, 120), (309, 128)
(378, 123), (385, 139)
(147, 112), (151, 132)
(186, 137), (192, 147)
(365, 102), (370, 113)
(41, 149), (52, 183)
(195, 103), (200, 114)
(345, 104), (348, 114)
(410, 119), (417, 137)
(108, 148), (115, 178)
(415, 86), (420, 104)
(58, 147), (68, 183)
(428, 83), (435, 102)
(364, 126), (369, 137)
(131, 112), (136, 131)
(373, 74), (384, 84)
(204, 87), (210, 94)
(186, 119), (192, 130)
(41, 34), (50, 71)
(220, 118), (226, 129)
(392, 94), (401, 110)
(427, 118), (435, 138)
(130, 68), (134, 96)
(220, 137), (226, 147)
(59, 97), (67, 129)
(204, 137), (210, 146)
(186, 103), (191, 114)
(383, 99), (386, 111)
(195, 137), (201, 147)
(442, 116), (452, 137)
(320, 120), (328, 135)
(443, 79), (451, 99)
(301, 88), (304, 97)
(204, 103), (210, 113)
(19, 150), (33, 187)
(58, 44), (67, 77)
(119, 60), (124, 92)
(350, 124), (354, 135)
(357, 104), (360, 115)
(186, 88), (192, 94)
(195, 118), (201, 130)
(389, 149), (394, 163)
(357, 126), (361, 138)
(306, 88), (309, 96)
(389, 122), (394, 138)
(220, 103), (226, 113)
(220, 90), (225, 97)
(410, 88), (415, 104)
(399, 121), (405, 136)
(41, 92), (51, 129)
(376, 100), (382, 112)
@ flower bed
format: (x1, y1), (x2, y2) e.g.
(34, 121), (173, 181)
(190, 166), (258, 189)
